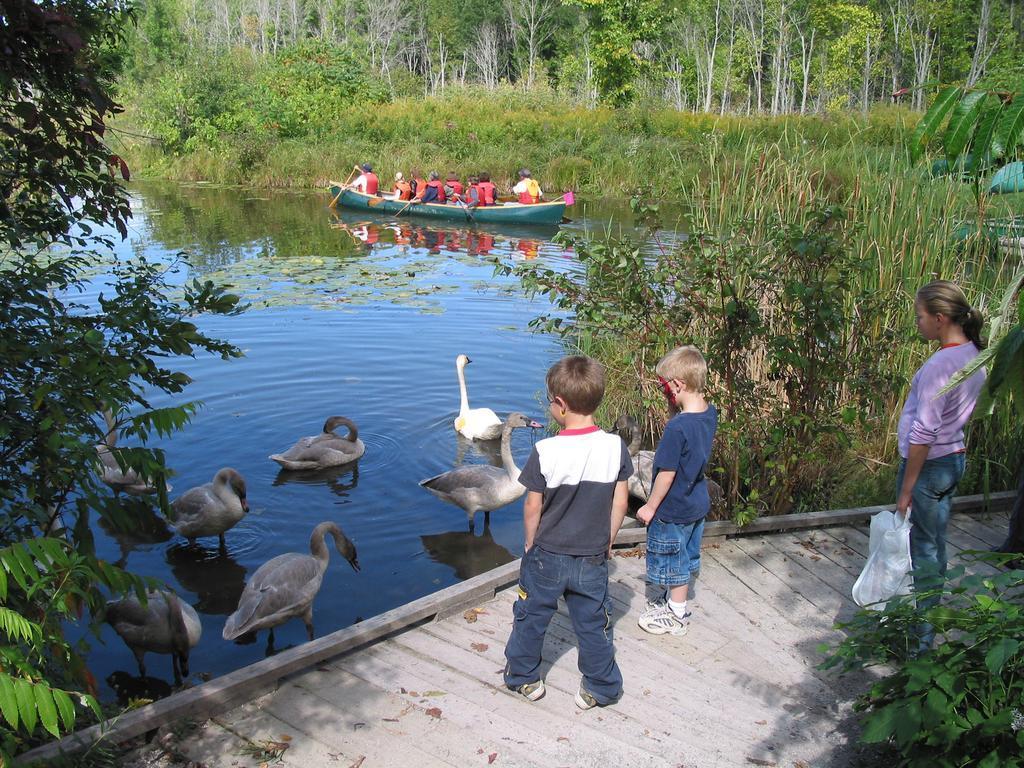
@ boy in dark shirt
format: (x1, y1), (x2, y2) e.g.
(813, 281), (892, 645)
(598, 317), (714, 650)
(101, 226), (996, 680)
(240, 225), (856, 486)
(637, 345), (718, 635)
(503, 356), (632, 709)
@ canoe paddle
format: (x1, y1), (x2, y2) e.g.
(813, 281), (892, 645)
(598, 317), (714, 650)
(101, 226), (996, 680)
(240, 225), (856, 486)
(328, 168), (358, 207)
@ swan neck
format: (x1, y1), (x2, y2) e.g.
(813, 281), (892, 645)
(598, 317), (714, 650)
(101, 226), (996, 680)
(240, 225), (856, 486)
(102, 410), (117, 448)
(456, 362), (470, 415)
(627, 428), (641, 457)
(309, 523), (332, 565)
(501, 424), (519, 481)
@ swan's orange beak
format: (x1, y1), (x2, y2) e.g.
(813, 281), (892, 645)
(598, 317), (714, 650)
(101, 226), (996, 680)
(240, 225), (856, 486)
(528, 420), (543, 429)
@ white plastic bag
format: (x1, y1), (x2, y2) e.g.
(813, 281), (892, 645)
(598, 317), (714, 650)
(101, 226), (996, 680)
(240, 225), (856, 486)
(851, 510), (913, 609)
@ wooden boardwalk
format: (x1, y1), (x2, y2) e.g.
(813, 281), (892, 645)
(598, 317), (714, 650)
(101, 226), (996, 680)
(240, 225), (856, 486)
(141, 507), (1011, 768)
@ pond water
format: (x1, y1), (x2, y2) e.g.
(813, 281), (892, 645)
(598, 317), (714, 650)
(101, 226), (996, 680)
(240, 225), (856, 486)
(81, 183), (658, 701)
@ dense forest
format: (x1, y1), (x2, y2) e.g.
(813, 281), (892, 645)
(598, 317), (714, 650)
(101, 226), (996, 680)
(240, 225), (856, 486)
(124, 0), (1024, 111)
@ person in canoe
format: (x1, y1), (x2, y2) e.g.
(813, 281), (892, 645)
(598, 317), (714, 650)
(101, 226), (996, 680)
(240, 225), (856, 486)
(477, 172), (498, 206)
(415, 171), (446, 204)
(512, 168), (542, 204)
(464, 175), (481, 207)
(391, 172), (413, 201)
(350, 163), (379, 195)
(444, 172), (464, 202)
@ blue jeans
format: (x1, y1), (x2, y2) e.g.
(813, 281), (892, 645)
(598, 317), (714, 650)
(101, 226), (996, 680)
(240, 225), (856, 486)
(896, 452), (966, 647)
(503, 546), (623, 704)
(646, 517), (704, 587)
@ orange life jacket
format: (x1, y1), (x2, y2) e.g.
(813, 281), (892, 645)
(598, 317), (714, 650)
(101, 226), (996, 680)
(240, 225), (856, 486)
(517, 178), (540, 204)
(364, 172), (379, 195)
(394, 180), (412, 200)
(477, 181), (497, 205)
(448, 180), (464, 196)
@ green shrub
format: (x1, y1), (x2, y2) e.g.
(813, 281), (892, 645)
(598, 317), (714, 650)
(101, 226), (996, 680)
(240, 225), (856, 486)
(822, 557), (1024, 767)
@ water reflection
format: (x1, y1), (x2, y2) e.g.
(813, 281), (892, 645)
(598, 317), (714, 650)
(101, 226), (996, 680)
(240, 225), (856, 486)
(329, 212), (557, 260)
(453, 433), (505, 468)
(106, 671), (173, 706)
(420, 522), (517, 580)
(271, 463), (360, 497)
(165, 543), (248, 616)
(97, 499), (174, 568)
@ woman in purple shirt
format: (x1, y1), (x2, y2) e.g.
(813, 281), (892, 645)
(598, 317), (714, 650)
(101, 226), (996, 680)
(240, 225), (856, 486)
(896, 280), (986, 648)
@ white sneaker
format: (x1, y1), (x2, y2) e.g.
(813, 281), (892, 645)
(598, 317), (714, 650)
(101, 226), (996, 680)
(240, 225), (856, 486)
(638, 604), (691, 636)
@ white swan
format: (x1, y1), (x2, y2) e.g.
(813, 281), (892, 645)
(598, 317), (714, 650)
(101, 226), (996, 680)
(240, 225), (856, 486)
(105, 590), (201, 684)
(222, 521), (359, 646)
(421, 412), (541, 531)
(454, 354), (503, 441)
(269, 416), (365, 471)
(96, 410), (172, 496)
(170, 467), (248, 548)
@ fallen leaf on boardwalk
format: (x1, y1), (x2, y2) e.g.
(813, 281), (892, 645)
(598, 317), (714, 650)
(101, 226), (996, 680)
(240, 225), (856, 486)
(642, 689), (651, 696)
(382, 718), (399, 723)
(279, 734), (292, 742)
(745, 758), (776, 766)
(793, 762), (810, 768)
(463, 608), (487, 622)
(353, 722), (366, 730)
(557, 737), (569, 743)
(488, 753), (498, 764)
(422, 690), (446, 697)
(349, 757), (366, 768)
(810, 555), (821, 561)
(477, 748), (485, 755)
(471, 642), (489, 652)
(400, 687), (407, 694)
(755, 720), (767, 725)
(408, 690), (420, 697)
(426, 707), (443, 719)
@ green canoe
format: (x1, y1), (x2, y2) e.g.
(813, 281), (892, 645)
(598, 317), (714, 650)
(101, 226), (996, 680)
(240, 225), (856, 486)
(328, 186), (566, 226)
(989, 161), (1024, 194)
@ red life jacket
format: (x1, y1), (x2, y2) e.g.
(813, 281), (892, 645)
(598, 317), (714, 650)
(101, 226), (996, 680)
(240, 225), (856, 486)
(448, 180), (464, 196)
(477, 181), (497, 205)
(364, 172), (379, 195)
(426, 179), (446, 203)
(394, 180), (412, 200)
(413, 178), (426, 197)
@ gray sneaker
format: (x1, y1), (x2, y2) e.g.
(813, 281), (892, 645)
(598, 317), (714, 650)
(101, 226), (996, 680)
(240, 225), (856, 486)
(574, 686), (599, 710)
(511, 679), (546, 701)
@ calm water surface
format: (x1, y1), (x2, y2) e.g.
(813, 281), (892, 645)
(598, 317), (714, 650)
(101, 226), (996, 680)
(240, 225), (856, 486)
(81, 183), (657, 700)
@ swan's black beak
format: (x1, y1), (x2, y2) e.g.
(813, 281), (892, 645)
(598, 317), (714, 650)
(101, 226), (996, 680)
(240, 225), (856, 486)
(465, 356), (473, 364)
(349, 556), (361, 573)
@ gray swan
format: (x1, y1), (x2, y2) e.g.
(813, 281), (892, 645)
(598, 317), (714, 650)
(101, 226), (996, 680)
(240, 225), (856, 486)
(615, 414), (725, 512)
(421, 412), (541, 532)
(96, 410), (172, 496)
(105, 590), (201, 684)
(615, 414), (654, 501)
(222, 521), (359, 645)
(170, 467), (248, 549)
(454, 353), (504, 441)
(269, 416), (365, 471)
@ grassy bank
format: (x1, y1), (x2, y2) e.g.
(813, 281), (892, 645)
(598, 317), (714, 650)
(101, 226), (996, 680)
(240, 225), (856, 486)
(120, 87), (920, 194)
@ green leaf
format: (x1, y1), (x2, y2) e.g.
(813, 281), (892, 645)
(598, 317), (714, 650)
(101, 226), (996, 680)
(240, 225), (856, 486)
(985, 637), (1022, 674)
(862, 701), (901, 743)
(944, 90), (989, 164)
(14, 677), (37, 734)
(52, 688), (75, 732)
(34, 683), (59, 738)
(988, 327), (1024, 393)
(994, 99), (1024, 156)
(910, 86), (963, 164)
(0, 674), (19, 730)
(971, 101), (1001, 161)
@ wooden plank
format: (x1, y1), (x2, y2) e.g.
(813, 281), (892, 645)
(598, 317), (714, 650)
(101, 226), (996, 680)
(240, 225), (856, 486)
(613, 491), (1014, 545)
(20, 560), (522, 765)
(949, 513), (1005, 548)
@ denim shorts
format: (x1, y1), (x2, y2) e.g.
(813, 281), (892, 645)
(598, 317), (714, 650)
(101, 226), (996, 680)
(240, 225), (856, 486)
(646, 517), (705, 586)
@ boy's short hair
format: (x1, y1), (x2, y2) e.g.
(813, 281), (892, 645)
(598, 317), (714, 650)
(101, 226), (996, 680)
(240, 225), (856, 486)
(656, 345), (707, 392)
(546, 356), (605, 415)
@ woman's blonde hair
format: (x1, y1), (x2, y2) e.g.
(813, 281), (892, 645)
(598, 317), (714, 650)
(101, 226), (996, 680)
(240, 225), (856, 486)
(656, 345), (707, 392)
(917, 280), (986, 349)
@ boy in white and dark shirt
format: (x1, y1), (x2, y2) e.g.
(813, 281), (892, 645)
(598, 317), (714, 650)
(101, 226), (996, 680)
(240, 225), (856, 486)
(503, 356), (632, 709)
